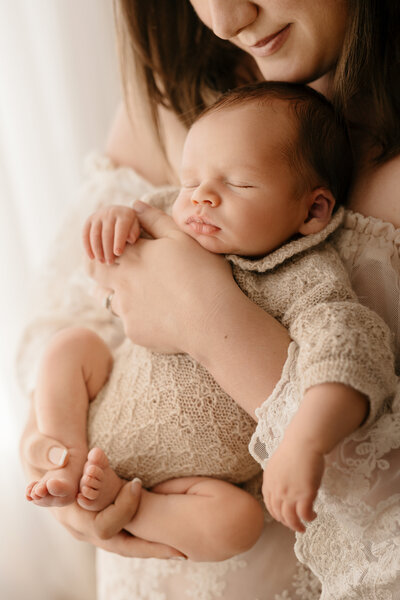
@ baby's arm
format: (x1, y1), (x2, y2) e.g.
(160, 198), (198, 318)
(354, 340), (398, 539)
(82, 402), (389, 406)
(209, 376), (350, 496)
(262, 382), (368, 533)
(82, 205), (140, 265)
(97, 476), (264, 562)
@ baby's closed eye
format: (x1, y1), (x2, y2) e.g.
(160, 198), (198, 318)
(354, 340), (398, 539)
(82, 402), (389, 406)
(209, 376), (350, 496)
(225, 181), (255, 189)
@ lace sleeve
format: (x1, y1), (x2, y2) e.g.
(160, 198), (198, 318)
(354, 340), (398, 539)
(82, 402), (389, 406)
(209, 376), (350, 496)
(16, 154), (155, 395)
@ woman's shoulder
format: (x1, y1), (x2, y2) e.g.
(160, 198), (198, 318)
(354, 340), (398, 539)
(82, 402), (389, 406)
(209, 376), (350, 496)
(348, 155), (400, 228)
(105, 102), (187, 186)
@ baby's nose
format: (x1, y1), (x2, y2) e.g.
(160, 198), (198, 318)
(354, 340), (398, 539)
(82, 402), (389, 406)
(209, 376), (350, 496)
(191, 187), (221, 207)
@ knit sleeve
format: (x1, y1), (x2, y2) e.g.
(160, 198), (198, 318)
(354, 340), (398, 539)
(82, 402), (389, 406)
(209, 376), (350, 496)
(283, 251), (396, 427)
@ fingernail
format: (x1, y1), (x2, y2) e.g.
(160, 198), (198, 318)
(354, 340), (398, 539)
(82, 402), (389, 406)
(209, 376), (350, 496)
(48, 446), (68, 466)
(133, 200), (147, 213)
(130, 478), (142, 492)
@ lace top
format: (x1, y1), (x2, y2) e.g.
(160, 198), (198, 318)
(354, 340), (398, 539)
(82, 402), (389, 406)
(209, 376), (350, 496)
(333, 211), (400, 373)
(250, 209), (400, 599)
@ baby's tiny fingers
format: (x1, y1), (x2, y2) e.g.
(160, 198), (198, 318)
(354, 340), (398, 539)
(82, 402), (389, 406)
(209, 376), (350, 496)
(282, 501), (305, 533)
(82, 218), (95, 259)
(127, 219), (140, 244)
(102, 220), (117, 264)
(90, 220), (105, 262)
(263, 489), (274, 518)
(114, 217), (132, 256)
(297, 496), (317, 523)
(269, 495), (283, 525)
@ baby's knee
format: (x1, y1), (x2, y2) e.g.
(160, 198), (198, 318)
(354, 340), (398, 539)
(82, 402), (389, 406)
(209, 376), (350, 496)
(222, 493), (264, 556)
(206, 487), (265, 561)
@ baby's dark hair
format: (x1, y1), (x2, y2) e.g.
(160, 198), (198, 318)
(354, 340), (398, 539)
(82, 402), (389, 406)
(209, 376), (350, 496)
(197, 82), (353, 209)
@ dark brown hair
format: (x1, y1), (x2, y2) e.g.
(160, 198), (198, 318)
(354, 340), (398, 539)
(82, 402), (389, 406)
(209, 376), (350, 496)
(114, 0), (400, 163)
(198, 81), (353, 208)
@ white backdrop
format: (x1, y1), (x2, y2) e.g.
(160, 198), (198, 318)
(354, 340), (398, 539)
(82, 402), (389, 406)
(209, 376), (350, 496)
(0, 2), (120, 598)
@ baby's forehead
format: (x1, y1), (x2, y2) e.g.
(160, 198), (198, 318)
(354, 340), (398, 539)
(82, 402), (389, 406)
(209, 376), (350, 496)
(194, 99), (298, 139)
(187, 100), (299, 163)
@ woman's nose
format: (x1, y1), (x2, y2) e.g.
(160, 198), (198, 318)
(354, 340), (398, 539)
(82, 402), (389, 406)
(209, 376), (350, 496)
(191, 186), (221, 207)
(207, 0), (258, 40)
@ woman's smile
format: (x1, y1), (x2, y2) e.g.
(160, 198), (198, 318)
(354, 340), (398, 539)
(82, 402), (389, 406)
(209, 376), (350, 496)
(246, 24), (291, 58)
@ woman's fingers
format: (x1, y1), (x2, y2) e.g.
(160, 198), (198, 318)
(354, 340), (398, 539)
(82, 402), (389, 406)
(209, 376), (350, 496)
(52, 501), (185, 559)
(29, 435), (68, 471)
(91, 479), (142, 540)
(133, 200), (181, 239)
(98, 531), (185, 559)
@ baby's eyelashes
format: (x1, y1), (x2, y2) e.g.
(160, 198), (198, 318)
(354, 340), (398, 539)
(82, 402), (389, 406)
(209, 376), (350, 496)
(225, 181), (255, 189)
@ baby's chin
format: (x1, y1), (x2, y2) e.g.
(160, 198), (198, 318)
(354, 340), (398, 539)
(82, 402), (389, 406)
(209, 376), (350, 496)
(187, 231), (230, 255)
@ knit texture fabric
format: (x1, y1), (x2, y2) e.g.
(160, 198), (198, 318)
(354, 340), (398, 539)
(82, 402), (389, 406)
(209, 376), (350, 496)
(88, 188), (396, 492)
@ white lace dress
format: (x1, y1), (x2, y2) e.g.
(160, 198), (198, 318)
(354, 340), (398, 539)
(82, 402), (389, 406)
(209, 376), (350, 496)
(17, 157), (400, 599)
(250, 211), (400, 599)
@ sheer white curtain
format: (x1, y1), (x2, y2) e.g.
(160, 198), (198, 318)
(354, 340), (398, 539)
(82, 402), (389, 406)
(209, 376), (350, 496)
(0, 2), (119, 598)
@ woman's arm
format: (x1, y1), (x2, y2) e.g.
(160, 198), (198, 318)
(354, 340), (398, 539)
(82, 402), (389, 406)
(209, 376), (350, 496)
(349, 155), (400, 228)
(106, 102), (187, 186)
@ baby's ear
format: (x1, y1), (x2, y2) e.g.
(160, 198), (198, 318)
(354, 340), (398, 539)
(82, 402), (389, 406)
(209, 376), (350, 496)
(298, 188), (336, 235)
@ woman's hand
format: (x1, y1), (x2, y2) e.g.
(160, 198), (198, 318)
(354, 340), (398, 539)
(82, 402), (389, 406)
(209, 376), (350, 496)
(86, 201), (233, 355)
(50, 489), (184, 559)
(20, 400), (184, 559)
(20, 397), (70, 473)
(87, 200), (290, 417)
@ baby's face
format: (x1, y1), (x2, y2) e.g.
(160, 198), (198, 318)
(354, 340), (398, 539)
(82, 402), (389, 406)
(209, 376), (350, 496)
(172, 103), (311, 256)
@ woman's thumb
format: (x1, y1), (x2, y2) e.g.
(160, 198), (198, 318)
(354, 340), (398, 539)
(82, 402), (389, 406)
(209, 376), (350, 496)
(23, 433), (69, 471)
(133, 200), (178, 239)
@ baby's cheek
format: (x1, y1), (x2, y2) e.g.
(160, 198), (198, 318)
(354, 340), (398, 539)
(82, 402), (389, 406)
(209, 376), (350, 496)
(171, 197), (187, 229)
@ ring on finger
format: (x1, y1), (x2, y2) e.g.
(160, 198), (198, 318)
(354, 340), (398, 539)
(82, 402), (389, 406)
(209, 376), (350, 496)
(104, 291), (118, 317)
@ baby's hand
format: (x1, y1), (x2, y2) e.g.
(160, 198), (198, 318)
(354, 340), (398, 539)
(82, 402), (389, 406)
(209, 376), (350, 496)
(83, 205), (140, 264)
(262, 438), (324, 533)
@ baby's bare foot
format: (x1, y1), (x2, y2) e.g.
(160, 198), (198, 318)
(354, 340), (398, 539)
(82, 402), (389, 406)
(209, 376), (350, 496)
(26, 447), (86, 507)
(77, 447), (124, 511)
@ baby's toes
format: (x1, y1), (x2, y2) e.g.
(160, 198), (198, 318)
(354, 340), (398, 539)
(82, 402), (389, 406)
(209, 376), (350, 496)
(32, 480), (49, 499)
(80, 471), (101, 491)
(25, 481), (38, 501)
(80, 484), (99, 500)
(77, 492), (96, 509)
(83, 463), (104, 483)
(87, 447), (110, 470)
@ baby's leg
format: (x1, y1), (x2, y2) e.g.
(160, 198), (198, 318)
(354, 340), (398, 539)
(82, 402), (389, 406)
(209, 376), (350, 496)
(26, 327), (113, 507)
(125, 477), (265, 561)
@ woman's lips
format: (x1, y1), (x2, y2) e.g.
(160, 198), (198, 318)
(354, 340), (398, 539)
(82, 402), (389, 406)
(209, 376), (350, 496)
(186, 216), (220, 235)
(249, 24), (291, 58)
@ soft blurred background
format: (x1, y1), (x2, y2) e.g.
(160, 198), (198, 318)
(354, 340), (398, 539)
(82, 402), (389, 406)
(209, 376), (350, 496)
(1, 2), (119, 598)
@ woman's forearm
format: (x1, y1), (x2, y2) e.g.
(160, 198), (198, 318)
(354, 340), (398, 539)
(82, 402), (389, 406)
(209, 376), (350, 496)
(187, 284), (290, 419)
